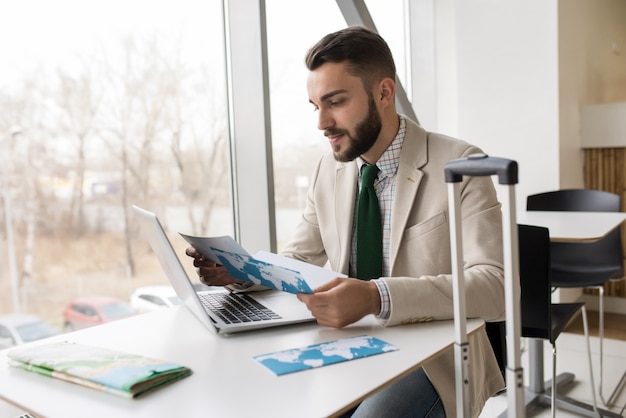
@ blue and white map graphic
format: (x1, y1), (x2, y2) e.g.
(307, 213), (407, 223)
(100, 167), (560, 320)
(179, 233), (345, 294)
(212, 248), (314, 294)
(254, 335), (398, 376)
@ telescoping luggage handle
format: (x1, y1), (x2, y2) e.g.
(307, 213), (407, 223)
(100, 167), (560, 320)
(444, 153), (518, 185)
(445, 153), (524, 418)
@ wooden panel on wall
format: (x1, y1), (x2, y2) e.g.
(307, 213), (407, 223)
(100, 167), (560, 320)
(583, 148), (626, 297)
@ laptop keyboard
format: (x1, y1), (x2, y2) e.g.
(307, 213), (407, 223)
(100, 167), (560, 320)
(199, 292), (282, 324)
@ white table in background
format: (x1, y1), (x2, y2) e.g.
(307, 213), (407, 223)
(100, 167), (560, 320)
(518, 210), (626, 242)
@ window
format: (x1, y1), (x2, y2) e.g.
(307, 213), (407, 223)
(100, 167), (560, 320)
(265, 0), (345, 250)
(265, 0), (409, 251)
(0, 0), (231, 328)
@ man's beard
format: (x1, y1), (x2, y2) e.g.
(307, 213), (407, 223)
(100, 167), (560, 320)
(327, 95), (382, 163)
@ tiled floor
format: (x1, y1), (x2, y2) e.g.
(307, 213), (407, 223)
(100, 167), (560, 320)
(1, 332), (624, 417)
(480, 332), (626, 417)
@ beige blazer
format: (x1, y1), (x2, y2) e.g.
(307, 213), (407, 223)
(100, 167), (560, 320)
(282, 118), (506, 417)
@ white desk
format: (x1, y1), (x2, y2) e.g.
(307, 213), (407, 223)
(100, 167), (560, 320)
(518, 211), (626, 242)
(507, 210), (626, 418)
(0, 305), (483, 418)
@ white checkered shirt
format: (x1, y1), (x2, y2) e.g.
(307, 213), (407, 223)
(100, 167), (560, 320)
(351, 115), (406, 320)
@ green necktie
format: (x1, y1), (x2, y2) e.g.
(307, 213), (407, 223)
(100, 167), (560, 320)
(356, 164), (382, 280)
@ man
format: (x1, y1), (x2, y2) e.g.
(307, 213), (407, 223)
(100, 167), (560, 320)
(188, 26), (505, 417)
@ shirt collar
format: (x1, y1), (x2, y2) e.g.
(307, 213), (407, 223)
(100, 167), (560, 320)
(357, 115), (406, 179)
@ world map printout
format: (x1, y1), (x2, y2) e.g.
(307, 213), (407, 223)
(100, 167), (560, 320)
(180, 233), (345, 294)
(253, 335), (398, 376)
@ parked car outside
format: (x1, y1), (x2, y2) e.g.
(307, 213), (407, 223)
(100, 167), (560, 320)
(62, 296), (136, 331)
(0, 314), (60, 349)
(130, 286), (182, 314)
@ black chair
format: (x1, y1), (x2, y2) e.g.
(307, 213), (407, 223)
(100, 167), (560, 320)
(489, 225), (598, 418)
(527, 189), (624, 405)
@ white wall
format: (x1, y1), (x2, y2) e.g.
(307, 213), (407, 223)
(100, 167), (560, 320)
(466, 0), (559, 210)
(418, 0), (626, 305)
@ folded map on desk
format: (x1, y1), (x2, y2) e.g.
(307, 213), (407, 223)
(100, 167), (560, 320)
(253, 335), (398, 376)
(180, 233), (345, 294)
(8, 341), (192, 399)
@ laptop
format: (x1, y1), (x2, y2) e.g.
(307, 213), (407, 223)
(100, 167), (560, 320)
(133, 205), (316, 334)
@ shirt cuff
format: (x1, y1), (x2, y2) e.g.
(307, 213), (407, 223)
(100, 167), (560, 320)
(372, 279), (391, 320)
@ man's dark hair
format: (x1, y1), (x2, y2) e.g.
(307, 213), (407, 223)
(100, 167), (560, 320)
(305, 26), (396, 89)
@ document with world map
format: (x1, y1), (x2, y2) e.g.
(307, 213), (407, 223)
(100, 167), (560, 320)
(253, 335), (398, 376)
(180, 233), (345, 294)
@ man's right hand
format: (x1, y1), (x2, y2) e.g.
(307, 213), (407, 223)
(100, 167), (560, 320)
(185, 247), (242, 287)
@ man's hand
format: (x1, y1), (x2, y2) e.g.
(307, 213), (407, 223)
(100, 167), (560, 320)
(185, 247), (242, 287)
(296, 277), (381, 328)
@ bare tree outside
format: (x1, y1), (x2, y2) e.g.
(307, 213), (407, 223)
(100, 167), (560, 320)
(56, 59), (103, 236)
(170, 66), (230, 236)
(0, 74), (60, 313)
(0, 32), (230, 325)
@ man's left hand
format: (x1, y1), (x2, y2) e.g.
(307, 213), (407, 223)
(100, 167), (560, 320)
(297, 277), (381, 328)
